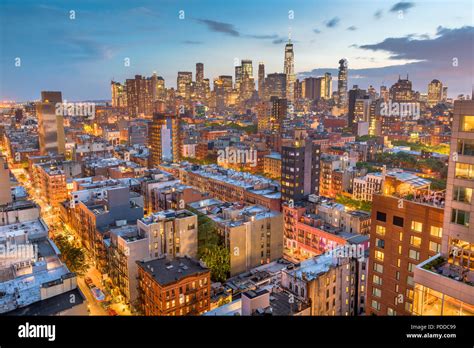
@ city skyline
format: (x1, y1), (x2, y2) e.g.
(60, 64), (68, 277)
(1, 0), (473, 101)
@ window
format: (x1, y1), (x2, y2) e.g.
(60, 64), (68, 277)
(457, 139), (474, 156)
(373, 274), (382, 285)
(372, 287), (382, 298)
(453, 186), (473, 203)
(411, 221), (423, 232)
(430, 226), (443, 238)
(429, 241), (441, 253)
(408, 263), (415, 272)
(376, 211), (387, 222)
(376, 225), (386, 236)
(373, 263), (383, 273)
(375, 238), (385, 249)
(409, 249), (420, 261)
(393, 216), (404, 227)
(387, 308), (396, 316)
(455, 163), (474, 180)
(375, 250), (384, 261)
(371, 300), (381, 311)
(460, 115), (474, 131)
(451, 209), (470, 227)
(410, 236), (422, 248)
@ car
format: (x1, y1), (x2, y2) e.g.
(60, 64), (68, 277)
(84, 277), (93, 287)
(90, 287), (106, 302)
(108, 309), (118, 316)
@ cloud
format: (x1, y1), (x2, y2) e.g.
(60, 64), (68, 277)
(389, 1), (415, 13)
(305, 26), (474, 95)
(194, 18), (240, 37)
(374, 10), (383, 19)
(313, 28), (321, 34)
(325, 17), (340, 28)
(347, 26), (357, 31)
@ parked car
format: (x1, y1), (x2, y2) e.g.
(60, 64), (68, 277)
(108, 308), (118, 316)
(90, 287), (106, 302)
(84, 277), (93, 287)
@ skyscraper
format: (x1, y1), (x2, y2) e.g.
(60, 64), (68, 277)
(177, 72), (193, 99)
(240, 60), (255, 101)
(258, 62), (265, 100)
(196, 63), (204, 84)
(427, 79), (443, 107)
(126, 75), (154, 116)
(111, 81), (127, 108)
(36, 91), (65, 155)
(390, 75), (415, 102)
(265, 73), (287, 100)
(284, 40), (295, 103)
(337, 59), (348, 110)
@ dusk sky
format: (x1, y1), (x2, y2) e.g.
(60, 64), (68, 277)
(1, 0), (472, 101)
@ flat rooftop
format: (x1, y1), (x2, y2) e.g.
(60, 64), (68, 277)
(137, 256), (209, 286)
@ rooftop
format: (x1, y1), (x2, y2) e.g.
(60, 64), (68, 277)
(137, 256), (209, 286)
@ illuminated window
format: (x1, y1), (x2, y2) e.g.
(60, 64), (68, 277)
(375, 250), (384, 261)
(460, 115), (474, 131)
(455, 163), (474, 180)
(410, 236), (422, 248)
(411, 221), (423, 233)
(453, 186), (472, 203)
(376, 225), (386, 236)
(430, 226), (443, 238)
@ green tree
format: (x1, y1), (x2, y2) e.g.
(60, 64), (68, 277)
(201, 244), (230, 282)
(54, 234), (89, 275)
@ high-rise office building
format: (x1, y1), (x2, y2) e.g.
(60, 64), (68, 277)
(284, 40), (295, 102)
(390, 75), (415, 102)
(427, 79), (443, 107)
(265, 73), (287, 100)
(36, 91), (65, 155)
(258, 62), (265, 100)
(149, 113), (181, 167)
(177, 71), (193, 99)
(337, 59), (348, 110)
(412, 100), (474, 316)
(126, 75), (154, 116)
(240, 60), (255, 101)
(281, 137), (321, 203)
(196, 63), (204, 84)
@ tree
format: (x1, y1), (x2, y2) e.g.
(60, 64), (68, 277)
(53, 234), (89, 275)
(201, 244), (230, 282)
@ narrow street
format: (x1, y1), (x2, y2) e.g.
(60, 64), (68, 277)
(9, 166), (132, 316)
